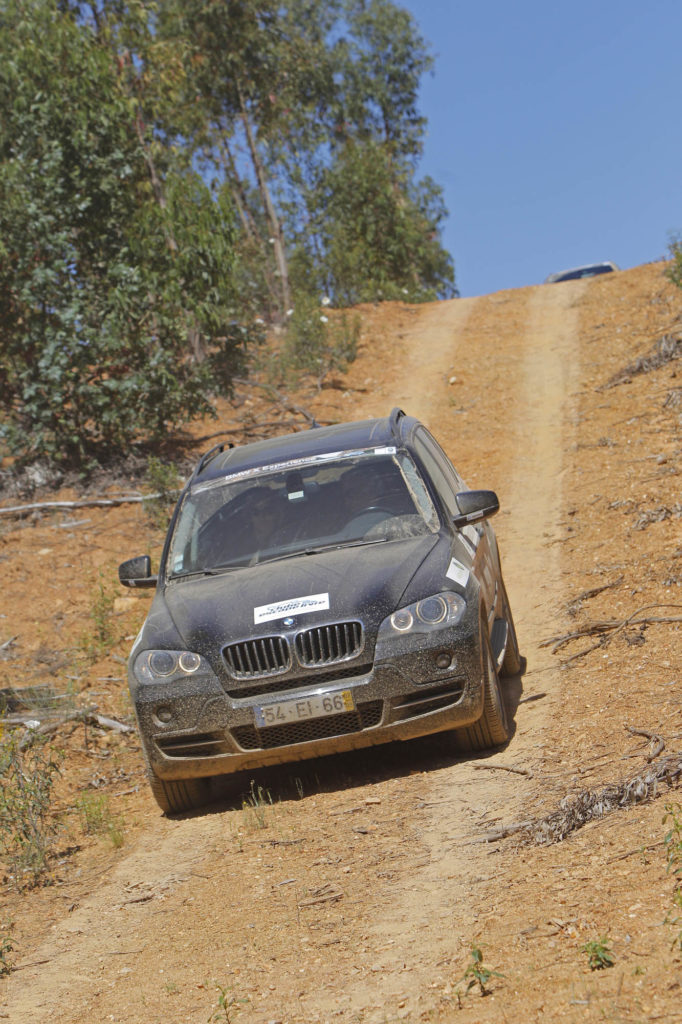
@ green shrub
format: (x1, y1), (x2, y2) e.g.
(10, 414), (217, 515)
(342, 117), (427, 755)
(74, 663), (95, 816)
(663, 802), (682, 949)
(278, 296), (360, 382)
(0, 725), (63, 886)
(77, 791), (125, 849)
(143, 456), (181, 531)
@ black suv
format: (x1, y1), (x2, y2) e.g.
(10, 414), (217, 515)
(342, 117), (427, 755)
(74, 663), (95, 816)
(119, 409), (520, 813)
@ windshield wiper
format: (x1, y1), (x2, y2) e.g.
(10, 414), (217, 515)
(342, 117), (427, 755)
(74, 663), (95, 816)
(258, 537), (388, 564)
(169, 538), (388, 577)
(168, 564), (241, 580)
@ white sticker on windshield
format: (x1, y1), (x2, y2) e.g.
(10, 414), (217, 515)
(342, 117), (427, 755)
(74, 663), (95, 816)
(446, 558), (470, 588)
(254, 592), (330, 624)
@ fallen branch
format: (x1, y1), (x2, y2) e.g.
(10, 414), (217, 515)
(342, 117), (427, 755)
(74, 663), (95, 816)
(624, 725), (665, 762)
(567, 577), (624, 616)
(517, 752), (682, 846)
(467, 821), (534, 844)
(233, 377), (323, 426)
(540, 603), (682, 663)
(0, 491), (179, 518)
(16, 706), (134, 747)
(10, 957), (58, 972)
(298, 883), (344, 907)
(471, 764), (533, 778)
(608, 839), (666, 863)
(603, 332), (682, 389)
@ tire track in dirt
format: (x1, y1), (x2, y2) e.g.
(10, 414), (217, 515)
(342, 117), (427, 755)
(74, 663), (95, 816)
(309, 282), (587, 1019)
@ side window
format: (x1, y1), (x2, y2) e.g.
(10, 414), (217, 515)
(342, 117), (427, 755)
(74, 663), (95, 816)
(413, 430), (461, 517)
(425, 431), (468, 492)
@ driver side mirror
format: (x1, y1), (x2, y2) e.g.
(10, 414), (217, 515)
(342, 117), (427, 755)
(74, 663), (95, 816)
(118, 555), (157, 589)
(452, 490), (499, 528)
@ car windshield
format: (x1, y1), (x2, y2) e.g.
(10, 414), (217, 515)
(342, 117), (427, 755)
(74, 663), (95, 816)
(556, 265), (614, 281)
(166, 448), (439, 577)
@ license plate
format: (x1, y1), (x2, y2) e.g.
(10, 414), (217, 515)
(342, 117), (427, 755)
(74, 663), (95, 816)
(254, 689), (355, 728)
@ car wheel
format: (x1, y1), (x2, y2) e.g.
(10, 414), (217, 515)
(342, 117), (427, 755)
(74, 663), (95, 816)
(456, 624), (511, 752)
(499, 578), (521, 676)
(142, 750), (210, 815)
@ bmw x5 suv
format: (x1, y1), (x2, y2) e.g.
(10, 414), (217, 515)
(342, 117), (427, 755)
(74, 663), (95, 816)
(119, 408), (521, 813)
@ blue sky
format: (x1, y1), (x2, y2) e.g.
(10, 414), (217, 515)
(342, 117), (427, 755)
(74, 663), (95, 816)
(399, 1), (682, 296)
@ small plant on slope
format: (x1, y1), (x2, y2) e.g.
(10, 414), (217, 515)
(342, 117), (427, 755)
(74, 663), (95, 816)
(580, 936), (615, 970)
(76, 791), (125, 849)
(0, 724), (63, 886)
(241, 780), (273, 831)
(460, 944), (505, 996)
(208, 982), (249, 1023)
(663, 802), (682, 950)
(0, 923), (15, 976)
(80, 571), (116, 662)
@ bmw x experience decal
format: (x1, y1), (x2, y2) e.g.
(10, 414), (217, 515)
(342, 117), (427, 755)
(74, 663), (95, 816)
(254, 593), (330, 624)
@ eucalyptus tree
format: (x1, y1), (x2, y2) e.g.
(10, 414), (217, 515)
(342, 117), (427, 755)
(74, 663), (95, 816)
(159, 0), (455, 316)
(0, 0), (249, 467)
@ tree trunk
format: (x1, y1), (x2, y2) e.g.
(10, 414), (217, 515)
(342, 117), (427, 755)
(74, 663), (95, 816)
(220, 139), (282, 320)
(236, 80), (291, 325)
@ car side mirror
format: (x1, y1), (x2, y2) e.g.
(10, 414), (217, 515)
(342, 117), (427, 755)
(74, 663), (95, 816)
(452, 490), (499, 527)
(118, 555), (157, 589)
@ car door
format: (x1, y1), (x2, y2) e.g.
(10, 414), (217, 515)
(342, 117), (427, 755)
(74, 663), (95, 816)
(412, 428), (499, 632)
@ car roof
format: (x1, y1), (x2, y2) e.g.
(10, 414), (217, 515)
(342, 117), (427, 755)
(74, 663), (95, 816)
(193, 409), (420, 483)
(544, 261), (619, 283)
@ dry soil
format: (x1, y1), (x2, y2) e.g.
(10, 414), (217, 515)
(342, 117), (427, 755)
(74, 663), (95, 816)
(1, 262), (681, 1024)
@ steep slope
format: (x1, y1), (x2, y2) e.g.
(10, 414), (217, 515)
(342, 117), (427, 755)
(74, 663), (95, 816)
(1, 262), (680, 1023)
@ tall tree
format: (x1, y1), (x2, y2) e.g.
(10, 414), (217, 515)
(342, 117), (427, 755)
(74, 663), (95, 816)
(0, 0), (249, 466)
(159, 0), (455, 315)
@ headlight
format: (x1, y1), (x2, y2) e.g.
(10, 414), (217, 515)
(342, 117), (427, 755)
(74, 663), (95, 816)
(381, 592), (466, 637)
(134, 649), (208, 684)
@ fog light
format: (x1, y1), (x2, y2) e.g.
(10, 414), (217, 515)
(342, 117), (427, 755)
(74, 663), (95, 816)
(435, 652), (452, 669)
(156, 706), (173, 723)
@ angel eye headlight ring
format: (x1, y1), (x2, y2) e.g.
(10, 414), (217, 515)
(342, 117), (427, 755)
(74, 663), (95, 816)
(178, 651), (201, 673)
(416, 596), (448, 624)
(148, 651), (177, 676)
(390, 609), (414, 632)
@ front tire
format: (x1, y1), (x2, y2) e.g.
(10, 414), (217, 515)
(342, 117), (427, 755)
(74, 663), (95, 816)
(147, 773), (211, 815)
(142, 749), (210, 814)
(456, 625), (511, 752)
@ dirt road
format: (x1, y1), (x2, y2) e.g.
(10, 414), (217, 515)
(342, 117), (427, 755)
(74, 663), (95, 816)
(2, 262), (681, 1023)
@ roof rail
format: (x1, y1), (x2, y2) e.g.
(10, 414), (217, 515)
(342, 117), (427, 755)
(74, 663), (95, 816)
(388, 407), (406, 440)
(191, 439), (235, 481)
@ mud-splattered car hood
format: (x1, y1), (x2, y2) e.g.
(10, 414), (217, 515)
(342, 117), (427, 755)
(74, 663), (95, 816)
(160, 533), (441, 661)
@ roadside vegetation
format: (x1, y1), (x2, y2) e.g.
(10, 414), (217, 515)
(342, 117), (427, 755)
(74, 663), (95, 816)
(0, 0), (455, 473)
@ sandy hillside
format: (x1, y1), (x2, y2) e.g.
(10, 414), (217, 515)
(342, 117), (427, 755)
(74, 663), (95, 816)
(1, 261), (681, 1024)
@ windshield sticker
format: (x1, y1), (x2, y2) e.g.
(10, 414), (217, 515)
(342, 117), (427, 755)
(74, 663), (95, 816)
(254, 592), (330, 624)
(192, 448), (393, 494)
(446, 558), (470, 588)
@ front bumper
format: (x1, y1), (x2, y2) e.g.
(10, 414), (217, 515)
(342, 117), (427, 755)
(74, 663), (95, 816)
(132, 619), (485, 781)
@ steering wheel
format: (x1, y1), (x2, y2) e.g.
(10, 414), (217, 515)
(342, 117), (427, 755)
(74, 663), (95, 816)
(356, 505), (392, 516)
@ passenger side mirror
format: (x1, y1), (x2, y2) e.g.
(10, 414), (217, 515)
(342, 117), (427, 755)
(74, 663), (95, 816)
(118, 555), (157, 589)
(452, 490), (499, 527)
